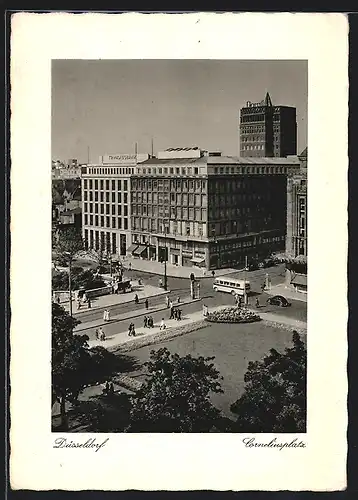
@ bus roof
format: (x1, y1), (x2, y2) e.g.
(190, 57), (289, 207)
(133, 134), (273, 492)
(214, 277), (250, 284)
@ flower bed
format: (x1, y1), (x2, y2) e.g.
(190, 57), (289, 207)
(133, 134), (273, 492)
(206, 306), (261, 324)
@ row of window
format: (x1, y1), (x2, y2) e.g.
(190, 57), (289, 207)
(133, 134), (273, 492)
(84, 214), (129, 230)
(131, 178), (207, 192)
(83, 202), (128, 216)
(241, 136), (265, 142)
(132, 217), (206, 238)
(83, 191), (128, 203)
(131, 193), (207, 206)
(132, 206), (208, 220)
(86, 167), (135, 176)
(241, 145), (265, 151)
(212, 165), (289, 175)
(136, 166), (201, 177)
(83, 179), (128, 191)
(241, 114), (265, 123)
(210, 234), (285, 252)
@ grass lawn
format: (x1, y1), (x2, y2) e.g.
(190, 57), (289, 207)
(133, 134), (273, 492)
(127, 321), (305, 419)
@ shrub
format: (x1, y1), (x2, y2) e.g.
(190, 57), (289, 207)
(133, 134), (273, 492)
(206, 306), (261, 324)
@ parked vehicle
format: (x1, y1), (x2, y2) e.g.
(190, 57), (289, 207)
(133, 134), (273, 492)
(213, 277), (251, 296)
(267, 295), (291, 307)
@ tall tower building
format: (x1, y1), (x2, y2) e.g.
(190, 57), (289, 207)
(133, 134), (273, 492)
(239, 92), (297, 158)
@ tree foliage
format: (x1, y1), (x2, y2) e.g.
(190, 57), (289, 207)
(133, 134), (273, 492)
(52, 303), (118, 429)
(230, 331), (306, 433)
(128, 347), (224, 432)
(52, 267), (106, 291)
(53, 227), (83, 266)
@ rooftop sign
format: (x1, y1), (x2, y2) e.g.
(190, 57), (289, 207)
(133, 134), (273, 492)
(100, 154), (138, 164)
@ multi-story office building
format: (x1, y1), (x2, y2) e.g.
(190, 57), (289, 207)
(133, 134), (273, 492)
(130, 148), (301, 270)
(81, 153), (148, 256)
(286, 147), (308, 258)
(239, 92), (297, 158)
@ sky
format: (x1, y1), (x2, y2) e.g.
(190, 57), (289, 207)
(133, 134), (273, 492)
(52, 60), (307, 163)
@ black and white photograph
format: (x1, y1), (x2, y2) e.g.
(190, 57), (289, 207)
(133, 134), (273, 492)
(51, 59), (308, 434)
(10, 12), (347, 491)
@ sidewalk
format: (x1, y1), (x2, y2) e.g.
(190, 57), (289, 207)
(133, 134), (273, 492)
(75, 295), (201, 332)
(63, 281), (168, 315)
(265, 283), (307, 303)
(124, 256), (241, 279)
(87, 304), (307, 351)
(88, 309), (205, 350)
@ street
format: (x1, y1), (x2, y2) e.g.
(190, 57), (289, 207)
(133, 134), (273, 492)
(75, 263), (306, 340)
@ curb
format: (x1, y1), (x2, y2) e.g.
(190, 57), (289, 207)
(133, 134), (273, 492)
(75, 296), (210, 332)
(122, 264), (244, 280)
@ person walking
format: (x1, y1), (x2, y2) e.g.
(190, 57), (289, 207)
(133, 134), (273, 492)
(177, 296), (181, 304)
(177, 308), (182, 321)
(98, 327), (105, 341)
(134, 294), (139, 305)
(103, 309), (108, 322)
(145, 298), (149, 310)
(87, 297), (91, 309)
(95, 329), (99, 340)
(211, 270), (215, 277)
(77, 298), (81, 310)
(144, 315), (148, 328)
(202, 304), (208, 317)
(129, 262), (132, 271)
(148, 316), (154, 328)
(170, 305), (175, 319)
(256, 298), (260, 308)
(160, 318), (166, 330)
(131, 324), (136, 337)
(166, 295), (170, 308)
(128, 323), (132, 337)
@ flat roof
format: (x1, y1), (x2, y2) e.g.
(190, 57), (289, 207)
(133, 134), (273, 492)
(208, 156), (301, 165)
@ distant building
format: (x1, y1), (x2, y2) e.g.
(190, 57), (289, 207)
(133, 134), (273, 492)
(285, 147), (307, 258)
(239, 92), (297, 158)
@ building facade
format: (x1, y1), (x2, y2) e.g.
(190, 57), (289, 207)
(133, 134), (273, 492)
(130, 148), (301, 270)
(285, 148), (308, 258)
(81, 153), (148, 256)
(239, 93), (297, 158)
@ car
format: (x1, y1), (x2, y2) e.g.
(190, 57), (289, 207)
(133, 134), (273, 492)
(267, 295), (291, 307)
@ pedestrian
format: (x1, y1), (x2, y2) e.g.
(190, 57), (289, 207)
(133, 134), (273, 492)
(138, 278), (142, 286)
(144, 315), (148, 328)
(169, 299), (173, 309)
(166, 295), (170, 308)
(256, 298), (260, 308)
(105, 381), (110, 394)
(170, 305), (175, 319)
(160, 318), (166, 330)
(177, 296), (181, 304)
(212, 270), (215, 277)
(87, 297), (91, 309)
(134, 294), (139, 304)
(173, 308), (178, 320)
(109, 382), (115, 394)
(177, 308), (182, 321)
(114, 281), (119, 294)
(95, 329), (99, 340)
(128, 323), (132, 336)
(159, 278), (163, 288)
(106, 309), (111, 322)
(103, 309), (108, 322)
(202, 304), (208, 317)
(145, 298), (149, 310)
(98, 327), (105, 341)
(261, 282), (265, 292)
(131, 324), (136, 337)
(129, 262), (132, 271)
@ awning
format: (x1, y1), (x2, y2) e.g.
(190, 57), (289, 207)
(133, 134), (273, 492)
(133, 245), (147, 256)
(291, 274), (307, 286)
(127, 244), (138, 253)
(191, 257), (205, 264)
(170, 248), (180, 255)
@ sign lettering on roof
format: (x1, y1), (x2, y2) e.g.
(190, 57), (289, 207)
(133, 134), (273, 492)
(100, 154), (138, 164)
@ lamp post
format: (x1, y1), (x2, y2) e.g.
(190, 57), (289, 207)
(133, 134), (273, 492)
(163, 224), (168, 291)
(64, 251), (73, 317)
(243, 255), (248, 306)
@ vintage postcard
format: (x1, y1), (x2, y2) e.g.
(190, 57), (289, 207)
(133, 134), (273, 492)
(10, 12), (348, 491)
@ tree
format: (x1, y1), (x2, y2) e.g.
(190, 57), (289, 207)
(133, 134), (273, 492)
(52, 267), (106, 292)
(127, 347), (224, 432)
(52, 303), (118, 430)
(53, 228), (84, 315)
(230, 331), (306, 433)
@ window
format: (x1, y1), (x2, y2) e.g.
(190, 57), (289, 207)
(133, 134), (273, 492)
(112, 205), (116, 215)
(95, 215), (99, 226)
(186, 224), (190, 236)
(112, 217), (116, 228)
(124, 180), (128, 191)
(118, 192), (121, 203)
(100, 180), (104, 190)
(89, 215), (93, 224)
(89, 180), (93, 190)
(112, 180), (115, 190)
(100, 192), (104, 202)
(124, 193), (128, 204)
(124, 218), (128, 230)
(100, 205), (104, 214)
(84, 202), (88, 212)
(106, 204), (110, 215)
(84, 214), (88, 225)
(118, 217), (122, 229)
(84, 180), (88, 189)
(112, 192), (115, 203)
(105, 180), (109, 190)
(124, 205), (128, 216)
(106, 216), (110, 227)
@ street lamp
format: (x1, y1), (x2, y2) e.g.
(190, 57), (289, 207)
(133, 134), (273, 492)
(163, 224), (168, 291)
(243, 255), (248, 306)
(64, 251), (73, 317)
